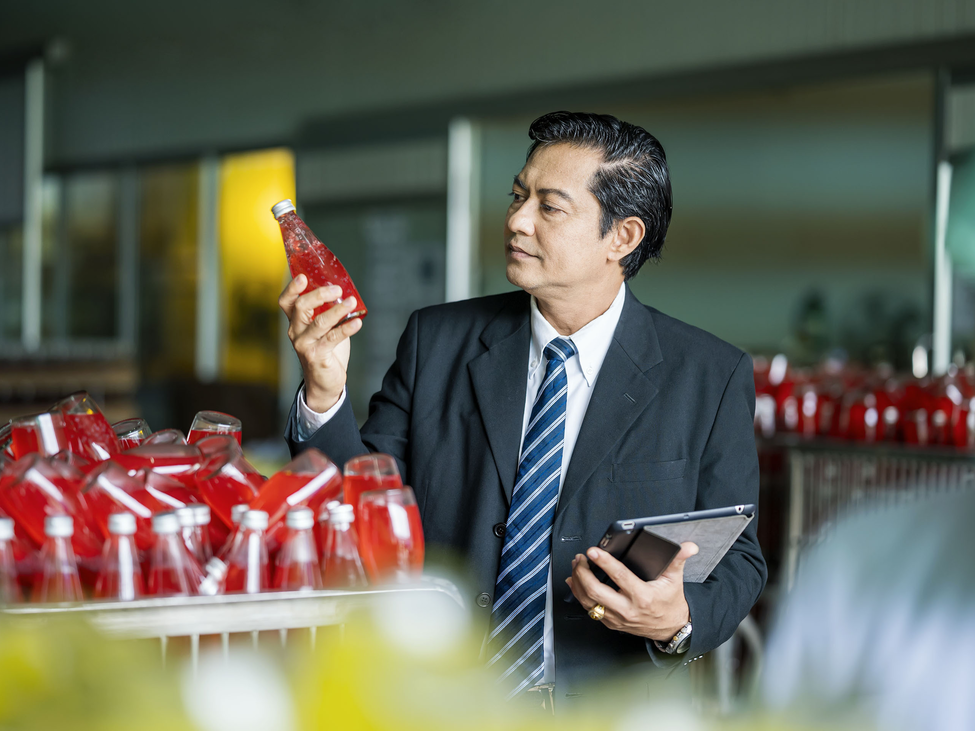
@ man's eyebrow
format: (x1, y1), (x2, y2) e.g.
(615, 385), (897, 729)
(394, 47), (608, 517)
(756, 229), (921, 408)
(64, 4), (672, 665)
(511, 176), (575, 203)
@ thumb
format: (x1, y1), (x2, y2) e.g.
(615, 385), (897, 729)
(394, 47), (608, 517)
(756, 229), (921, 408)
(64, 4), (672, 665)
(661, 541), (699, 580)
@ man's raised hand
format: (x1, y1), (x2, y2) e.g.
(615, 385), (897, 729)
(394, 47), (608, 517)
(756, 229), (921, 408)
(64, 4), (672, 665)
(278, 274), (363, 413)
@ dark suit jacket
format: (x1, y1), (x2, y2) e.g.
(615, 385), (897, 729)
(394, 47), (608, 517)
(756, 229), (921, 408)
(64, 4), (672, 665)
(285, 286), (767, 701)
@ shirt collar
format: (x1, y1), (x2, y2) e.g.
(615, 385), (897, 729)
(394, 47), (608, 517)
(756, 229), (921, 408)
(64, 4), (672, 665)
(528, 282), (627, 387)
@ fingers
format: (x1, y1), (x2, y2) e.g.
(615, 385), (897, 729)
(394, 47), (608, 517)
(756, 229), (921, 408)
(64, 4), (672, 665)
(278, 274), (308, 318)
(566, 554), (626, 617)
(582, 546), (642, 595)
(659, 541), (699, 581)
(293, 296), (361, 351)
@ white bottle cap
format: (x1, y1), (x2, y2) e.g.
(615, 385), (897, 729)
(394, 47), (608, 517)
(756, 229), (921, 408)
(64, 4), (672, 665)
(327, 504), (355, 525)
(152, 511), (180, 535)
(199, 557), (228, 596)
(45, 514), (74, 538)
(241, 510), (269, 530)
(176, 504), (211, 527)
(0, 517), (14, 541)
(108, 512), (137, 536)
(271, 199), (296, 219)
(286, 507), (314, 530)
(231, 504), (249, 525)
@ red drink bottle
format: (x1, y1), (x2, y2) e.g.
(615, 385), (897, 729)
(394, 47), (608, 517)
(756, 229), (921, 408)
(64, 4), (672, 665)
(272, 199), (367, 323)
(321, 504), (367, 589)
(223, 510), (270, 594)
(217, 503), (251, 560)
(187, 411), (242, 446)
(196, 450), (263, 531)
(249, 449), (342, 554)
(0, 455), (102, 559)
(112, 418), (152, 451)
(52, 392), (121, 462)
(358, 487), (424, 584)
(147, 511), (204, 597)
(94, 512), (144, 601)
(0, 517), (23, 603)
(35, 514), (84, 603)
(9, 413), (69, 459)
(0, 423), (13, 459)
(175, 504), (213, 565)
(112, 443), (204, 489)
(272, 507), (322, 591)
(342, 453), (402, 523)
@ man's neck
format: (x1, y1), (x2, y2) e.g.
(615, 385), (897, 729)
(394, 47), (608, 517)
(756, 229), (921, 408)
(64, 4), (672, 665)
(534, 282), (624, 336)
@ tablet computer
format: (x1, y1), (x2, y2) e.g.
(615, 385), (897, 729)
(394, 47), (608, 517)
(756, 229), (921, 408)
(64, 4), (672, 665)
(597, 504), (755, 584)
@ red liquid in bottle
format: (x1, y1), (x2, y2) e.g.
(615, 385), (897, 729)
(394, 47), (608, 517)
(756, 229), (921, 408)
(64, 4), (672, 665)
(342, 473), (402, 520)
(62, 413), (121, 462)
(94, 514), (144, 601)
(272, 509), (321, 591)
(223, 511), (270, 594)
(249, 450), (342, 553)
(187, 429), (242, 446)
(321, 505), (367, 589)
(196, 453), (263, 530)
(0, 518), (23, 603)
(0, 456), (103, 559)
(147, 513), (204, 597)
(273, 201), (367, 323)
(10, 413), (69, 459)
(113, 444), (204, 489)
(34, 515), (84, 603)
(358, 499), (424, 583)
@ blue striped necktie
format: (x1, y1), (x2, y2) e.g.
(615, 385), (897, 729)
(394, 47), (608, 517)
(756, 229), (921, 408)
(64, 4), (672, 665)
(487, 336), (577, 698)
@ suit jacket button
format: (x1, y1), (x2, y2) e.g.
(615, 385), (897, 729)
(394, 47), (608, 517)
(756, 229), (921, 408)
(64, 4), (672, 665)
(476, 593), (492, 608)
(493, 523), (506, 538)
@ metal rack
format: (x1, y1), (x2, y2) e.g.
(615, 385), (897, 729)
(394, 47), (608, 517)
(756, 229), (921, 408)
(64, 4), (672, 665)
(782, 440), (975, 588)
(1, 578), (466, 669)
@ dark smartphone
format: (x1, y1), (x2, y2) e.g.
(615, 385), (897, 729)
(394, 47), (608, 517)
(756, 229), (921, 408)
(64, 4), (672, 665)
(590, 527), (681, 587)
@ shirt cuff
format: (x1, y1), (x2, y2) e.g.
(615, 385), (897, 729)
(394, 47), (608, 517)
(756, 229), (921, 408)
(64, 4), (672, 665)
(295, 386), (347, 442)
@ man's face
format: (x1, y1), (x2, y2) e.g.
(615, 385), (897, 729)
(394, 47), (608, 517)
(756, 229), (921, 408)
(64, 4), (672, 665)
(504, 143), (621, 300)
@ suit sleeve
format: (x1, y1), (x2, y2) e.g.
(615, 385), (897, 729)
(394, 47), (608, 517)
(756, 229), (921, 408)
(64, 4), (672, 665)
(283, 310), (420, 481)
(647, 351), (767, 668)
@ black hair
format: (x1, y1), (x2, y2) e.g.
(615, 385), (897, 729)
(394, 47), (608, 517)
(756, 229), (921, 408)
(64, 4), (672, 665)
(526, 111), (673, 279)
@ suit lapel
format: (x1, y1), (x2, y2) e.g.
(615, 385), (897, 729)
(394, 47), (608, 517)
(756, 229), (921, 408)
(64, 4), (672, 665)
(468, 292), (532, 507)
(559, 287), (663, 512)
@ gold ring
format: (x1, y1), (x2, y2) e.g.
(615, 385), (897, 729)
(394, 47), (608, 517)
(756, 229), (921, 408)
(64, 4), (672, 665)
(588, 604), (605, 621)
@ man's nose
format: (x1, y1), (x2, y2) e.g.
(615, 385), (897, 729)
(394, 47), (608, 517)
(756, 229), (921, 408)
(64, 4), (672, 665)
(506, 201), (535, 237)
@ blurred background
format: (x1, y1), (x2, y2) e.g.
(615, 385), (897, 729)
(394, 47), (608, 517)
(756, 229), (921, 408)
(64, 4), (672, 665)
(3, 2), (975, 728)
(1, 0), (974, 450)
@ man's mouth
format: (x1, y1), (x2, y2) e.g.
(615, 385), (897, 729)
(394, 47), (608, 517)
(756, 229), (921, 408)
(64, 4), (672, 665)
(507, 242), (534, 258)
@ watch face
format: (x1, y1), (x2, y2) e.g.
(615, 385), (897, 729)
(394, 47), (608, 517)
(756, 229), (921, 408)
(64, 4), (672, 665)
(676, 634), (692, 654)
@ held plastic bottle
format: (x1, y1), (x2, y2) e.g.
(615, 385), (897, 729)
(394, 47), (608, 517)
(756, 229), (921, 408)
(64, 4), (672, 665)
(273, 507), (322, 591)
(272, 199), (367, 323)
(176, 504), (213, 565)
(223, 510), (270, 594)
(95, 512), (145, 601)
(0, 517), (23, 603)
(147, 511), (204, 597)
(321, 504), (367, 589)
(36, 515), (84, 603)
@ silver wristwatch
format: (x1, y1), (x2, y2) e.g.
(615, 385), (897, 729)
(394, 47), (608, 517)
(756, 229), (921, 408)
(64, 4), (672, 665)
(654, 621), (692, 655)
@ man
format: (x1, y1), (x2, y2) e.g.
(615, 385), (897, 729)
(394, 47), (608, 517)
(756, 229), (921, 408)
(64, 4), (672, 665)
(280, 112), (766, 704)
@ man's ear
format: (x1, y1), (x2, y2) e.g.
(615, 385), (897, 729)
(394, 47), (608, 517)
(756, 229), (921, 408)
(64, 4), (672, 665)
(607, 216), (645, 263)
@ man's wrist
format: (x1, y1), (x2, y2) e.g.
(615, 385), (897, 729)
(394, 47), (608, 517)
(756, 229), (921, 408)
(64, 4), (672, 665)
(305, 386), (343, 414)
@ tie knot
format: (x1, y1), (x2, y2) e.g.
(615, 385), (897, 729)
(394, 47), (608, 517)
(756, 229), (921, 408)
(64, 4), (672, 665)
(544, 338), (577, 364)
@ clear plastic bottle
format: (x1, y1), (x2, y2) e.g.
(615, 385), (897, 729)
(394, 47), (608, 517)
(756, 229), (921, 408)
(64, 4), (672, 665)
(176, 504), (213, 565)
(272, 199), (367, 323)
(317, 499), (341, 562)
(35, 514), (84, 602)
(223, 510), (270, 594)
(147, 511), (204, 597)
(94, 512), (145, 601)
(321, 504), (367, 588)
(198, 556), (229, 596)
(217, 503), (251, 560)
(273, 507), (322, 591)
(0, 517), (23, 603)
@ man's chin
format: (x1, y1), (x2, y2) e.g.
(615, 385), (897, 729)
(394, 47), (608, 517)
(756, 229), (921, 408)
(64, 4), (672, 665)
(505, 263), (534, 292)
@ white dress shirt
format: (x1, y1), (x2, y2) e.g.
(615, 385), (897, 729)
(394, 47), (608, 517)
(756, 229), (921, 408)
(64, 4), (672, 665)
(296, 282), (627, 683)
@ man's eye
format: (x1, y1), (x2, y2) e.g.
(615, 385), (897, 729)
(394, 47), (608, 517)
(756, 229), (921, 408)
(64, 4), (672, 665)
(508, 191), (524, 202)
(541, 204), (559, 213)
